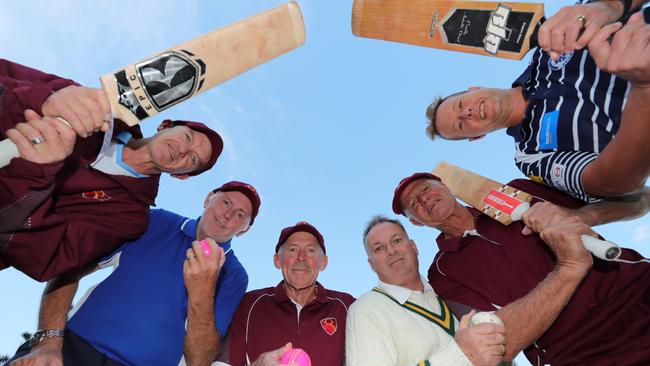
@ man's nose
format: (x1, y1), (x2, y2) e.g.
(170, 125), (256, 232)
(460, 107), (472, 119)
(418, 194), (429, 205)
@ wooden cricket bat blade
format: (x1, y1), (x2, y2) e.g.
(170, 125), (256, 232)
(432, 161), (621, 261)
(101, 1), (306, 126)
(352, 0), (544, 60)
(1, 2), (306, 169)
(433, 161), (531, 225)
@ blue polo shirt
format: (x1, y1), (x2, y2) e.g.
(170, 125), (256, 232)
(66, 209), (248, 366)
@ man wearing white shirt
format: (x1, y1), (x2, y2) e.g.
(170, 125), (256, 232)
(346, 215), (506, 366)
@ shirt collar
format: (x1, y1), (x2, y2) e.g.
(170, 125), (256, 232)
(376, 276), (435, 304)
(181, 217), (232, 251)
(435, 207), (482, 253)
(274, 280), (327, 304)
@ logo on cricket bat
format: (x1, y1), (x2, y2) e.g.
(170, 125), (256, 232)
(482, 188), (524, 216)
(483, 4), (512, 54)
(114, 50), (206, 120)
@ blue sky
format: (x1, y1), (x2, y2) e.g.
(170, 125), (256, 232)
(1, 1), (649, 364)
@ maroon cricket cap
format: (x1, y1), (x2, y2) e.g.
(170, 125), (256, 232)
(212, 181), (261, 225)
(275, 221), (326, 254)
(392, 172), (442, 216)
(167, 119), (224, 176)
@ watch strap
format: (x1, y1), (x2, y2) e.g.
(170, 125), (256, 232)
(29, 329), (65, 347)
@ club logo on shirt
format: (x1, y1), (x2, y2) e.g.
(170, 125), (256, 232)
(320, 317), (337, 335)
(548, 51), (574, 71)
(550, 163), (568, 191)
(82, 190), (111, 201)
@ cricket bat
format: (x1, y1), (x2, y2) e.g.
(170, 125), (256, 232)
(351, 0), (545, 60)
(432, 161), (621, 261)
(0, 1), (305, 168)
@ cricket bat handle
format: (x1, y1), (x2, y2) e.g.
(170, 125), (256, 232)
(0, 138), (19, 168)
(511, 202), (621, 261)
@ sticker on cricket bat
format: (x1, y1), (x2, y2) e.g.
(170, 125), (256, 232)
(352, 0), (545, 60)
(432, 161), (622, 261)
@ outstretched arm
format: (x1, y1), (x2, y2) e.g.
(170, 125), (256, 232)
(10, 263), (97, 366)
(183, 239), (224, 366)
(582, 11), (650, 197)
(494, 202), (593, 360)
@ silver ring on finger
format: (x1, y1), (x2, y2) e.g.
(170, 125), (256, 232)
(30, 136), (46, 145)
(576, 15), (586, 27)
(55, 117), (72, 128)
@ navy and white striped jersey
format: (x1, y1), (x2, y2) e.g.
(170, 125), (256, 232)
(505, 43), (631, 202)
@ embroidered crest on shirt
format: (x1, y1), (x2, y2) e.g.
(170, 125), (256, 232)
(549, 163), (568, 191)
(82, 190), (111, 201)
(548, 51), (573, 71)
(320, 317), (337, 335)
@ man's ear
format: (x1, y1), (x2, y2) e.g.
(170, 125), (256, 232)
(409, 218), (424, 227)
(171, 173), (189, 180)
(468, 135), (486, 142)
(273, 253), (282, 269)
(367, 258), (376, 273)
(319, 255), (329, 272)
(157, 119), (174, 132)
(235, 225), (251, 237)
(204, 191), (216, 209)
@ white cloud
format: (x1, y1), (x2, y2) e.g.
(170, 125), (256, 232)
(633, 224), (650, 244)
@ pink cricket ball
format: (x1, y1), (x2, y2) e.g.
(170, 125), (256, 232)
(200, 240), (211, 257)
(280, 348), (311, 366)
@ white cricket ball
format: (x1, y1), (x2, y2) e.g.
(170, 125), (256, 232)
(470, 311), (503, 327)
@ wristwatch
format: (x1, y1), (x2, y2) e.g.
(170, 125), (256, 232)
(28, 329), (65, 347)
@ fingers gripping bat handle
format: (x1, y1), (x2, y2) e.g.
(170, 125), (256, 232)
(0, 139), (19, 168)
(511, 202), (621, 261)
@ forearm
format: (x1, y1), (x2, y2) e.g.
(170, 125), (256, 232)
(184, 296), (220, 366)
(583, 87), (650, 197)
(32, 271), (81, 350)
(0, 59), (76, 120)
(575, 187), (650, 226)
(495, 268), (587, 360)
(595, 0), (648, 17)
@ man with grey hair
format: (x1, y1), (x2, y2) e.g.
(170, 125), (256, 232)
(346, 215), (506, 366)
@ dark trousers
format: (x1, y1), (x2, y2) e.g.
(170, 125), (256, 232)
(4, 329), (125, 366)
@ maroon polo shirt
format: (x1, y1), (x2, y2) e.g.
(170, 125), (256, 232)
(429, 179), (650, 365)
(228, 281), (355, 366)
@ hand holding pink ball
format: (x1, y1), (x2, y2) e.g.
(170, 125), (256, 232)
(280, 348), (311, 366)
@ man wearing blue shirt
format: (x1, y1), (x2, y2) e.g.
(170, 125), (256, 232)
(6, 181), (261, 366)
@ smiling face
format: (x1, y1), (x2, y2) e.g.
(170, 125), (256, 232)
(364, 221), (420, 289)
(435, 87), (513, 140)
(274, 231), (328, 290)
(148, 125), (213, 175)
(197, 190), (252, 243)
(399, 179), (457, 228)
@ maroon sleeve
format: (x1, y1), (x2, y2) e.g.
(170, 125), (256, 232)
(0, 177), (151, 281)
(228, 294), (250, 366)
(0, 58), (78, 134)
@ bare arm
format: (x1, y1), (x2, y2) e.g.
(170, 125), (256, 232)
(183, 239), (224, 366)
(583, 12), (650, 197)
(495, 203), (593, 360)
(574, 187), (650, 226)
(10, 270), (83, 366)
